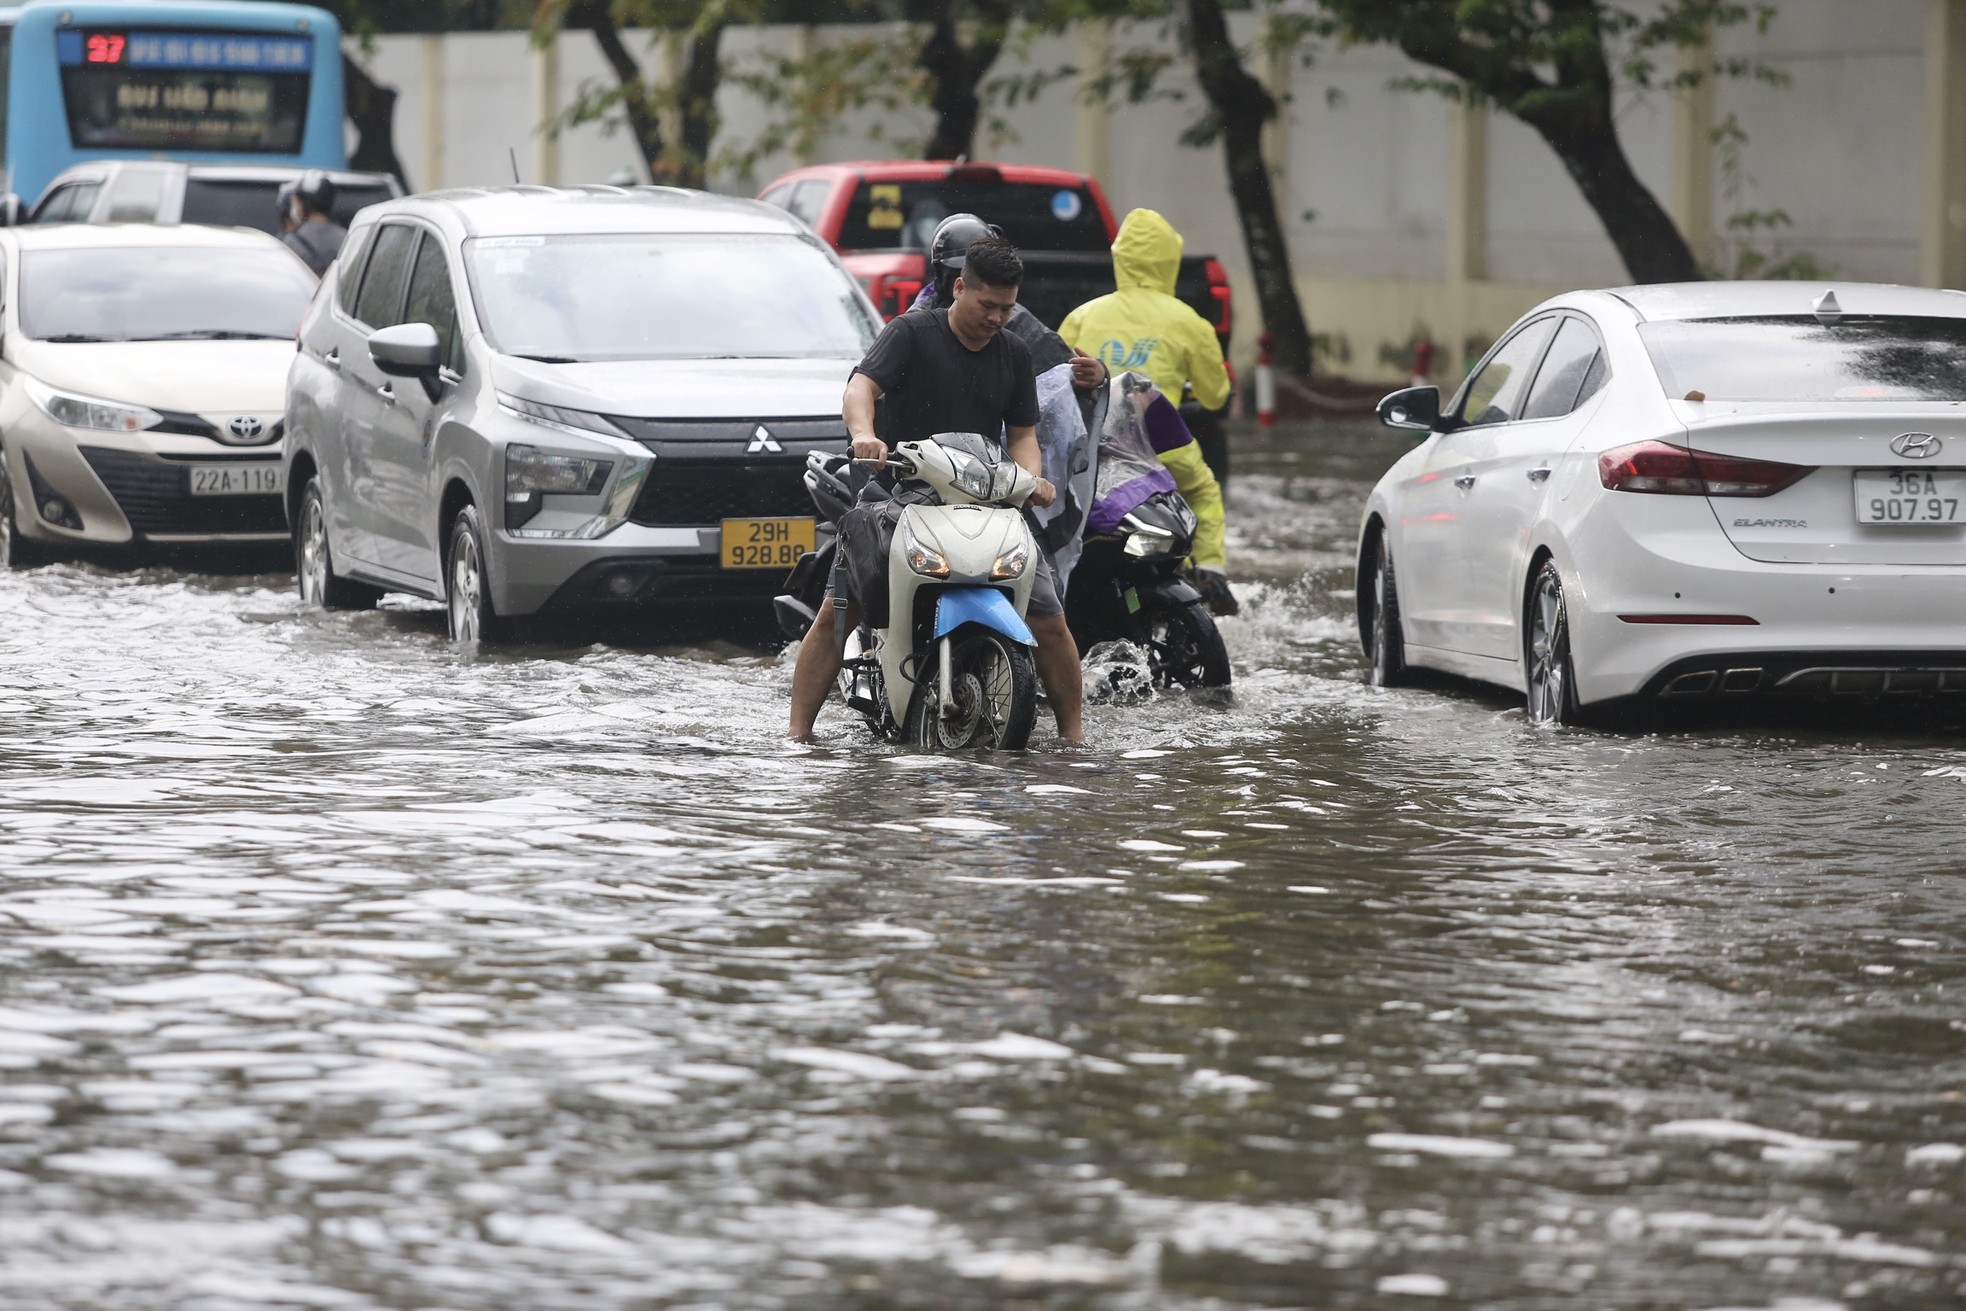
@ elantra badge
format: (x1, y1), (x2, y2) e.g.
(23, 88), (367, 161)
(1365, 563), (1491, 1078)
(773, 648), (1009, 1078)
(747, 425), (783, 454)
(225, 415), (267, 444)
(1891, 432), (1942, 459)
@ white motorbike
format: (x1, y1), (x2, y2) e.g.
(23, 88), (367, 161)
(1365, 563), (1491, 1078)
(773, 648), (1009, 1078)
(779, 432), (1043, 750)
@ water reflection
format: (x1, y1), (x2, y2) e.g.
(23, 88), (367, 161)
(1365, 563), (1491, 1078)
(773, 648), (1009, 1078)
(0, 422), (1961, 1310)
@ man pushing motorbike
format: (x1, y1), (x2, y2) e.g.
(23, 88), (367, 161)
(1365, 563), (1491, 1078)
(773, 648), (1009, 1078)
(787, 236), (1087, 744)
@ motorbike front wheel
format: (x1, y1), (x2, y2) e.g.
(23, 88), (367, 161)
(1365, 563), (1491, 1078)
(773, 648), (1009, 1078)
(907, 629), (1039, 750)
(1146, 599), (1232, 689)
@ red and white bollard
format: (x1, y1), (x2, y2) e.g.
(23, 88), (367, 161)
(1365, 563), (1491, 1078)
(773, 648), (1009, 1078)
(1411, 337), (1435, 389)
(1255, 332), (1276, 428)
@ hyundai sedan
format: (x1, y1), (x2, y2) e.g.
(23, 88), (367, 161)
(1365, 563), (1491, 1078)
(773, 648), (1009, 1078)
(284, 185), (878, 640)
(1358, 282), (1966, 724)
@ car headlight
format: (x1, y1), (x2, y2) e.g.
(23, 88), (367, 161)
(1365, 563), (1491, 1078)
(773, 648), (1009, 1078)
(25, 377), (160, 433)
(497, 391), (626, 439)
(990, 544), (1029, 580)
(505, 443), (613, 530)
(905, 525), (951, 578)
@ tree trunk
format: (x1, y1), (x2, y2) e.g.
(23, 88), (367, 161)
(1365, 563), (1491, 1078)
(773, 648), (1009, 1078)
(912, 0), (1011, 160)
(673, 20), (728, 189)
(1184, 0), (1312, 377)
(342, 51), (408, 188)
(566, 0), (664, 181)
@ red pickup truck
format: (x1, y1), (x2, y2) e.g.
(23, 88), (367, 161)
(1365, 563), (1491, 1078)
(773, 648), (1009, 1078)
(758, 160), (1232, 352)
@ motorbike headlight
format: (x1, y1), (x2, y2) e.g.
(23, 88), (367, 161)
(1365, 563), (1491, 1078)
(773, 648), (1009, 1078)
(497, 392), (627, 439)
(505, 443), (613, 530)
(26, 377), (160, 433)
(1122, 518), (1180, 558)
(945, 450), (994, 501)
(990, 544), (1029, 580)
(905, 525), (951, 578)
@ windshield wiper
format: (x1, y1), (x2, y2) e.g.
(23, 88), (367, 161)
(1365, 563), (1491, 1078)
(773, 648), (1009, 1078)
(130, 330), (292, 342)
(39, 333), (122, 343)
(513, 353), (583, 364)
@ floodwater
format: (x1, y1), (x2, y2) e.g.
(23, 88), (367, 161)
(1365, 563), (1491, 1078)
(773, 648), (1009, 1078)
(1, 420), (1962, 1311)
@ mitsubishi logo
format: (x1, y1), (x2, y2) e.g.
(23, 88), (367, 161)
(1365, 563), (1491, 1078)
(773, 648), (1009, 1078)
(747, 425), (783, 454)
(1891, 432), (1942, 459)
(225, 415), (266, 443)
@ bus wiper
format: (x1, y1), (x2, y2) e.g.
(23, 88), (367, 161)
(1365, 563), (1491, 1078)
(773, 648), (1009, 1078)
(131, 330), (292, 341)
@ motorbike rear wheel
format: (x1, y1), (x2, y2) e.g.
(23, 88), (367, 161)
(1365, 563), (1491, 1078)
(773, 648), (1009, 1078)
(907, 628), (1039, 750)
(1146, 599), (1232, 689)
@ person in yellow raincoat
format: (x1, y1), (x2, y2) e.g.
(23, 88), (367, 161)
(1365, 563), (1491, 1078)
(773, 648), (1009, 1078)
(1060, 208), (1237, 616)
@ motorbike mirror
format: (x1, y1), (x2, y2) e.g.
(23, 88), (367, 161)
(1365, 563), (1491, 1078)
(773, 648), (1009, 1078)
(1377, 385), (1441, 433)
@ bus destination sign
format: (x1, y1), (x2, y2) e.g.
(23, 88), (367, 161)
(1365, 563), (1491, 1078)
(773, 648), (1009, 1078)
(56, 30), (314, 73)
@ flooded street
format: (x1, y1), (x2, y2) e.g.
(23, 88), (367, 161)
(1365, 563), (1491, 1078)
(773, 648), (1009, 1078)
(1, 419), (1962, 1310)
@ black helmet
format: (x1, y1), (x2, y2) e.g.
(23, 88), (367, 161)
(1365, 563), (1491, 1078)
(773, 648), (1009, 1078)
(293, 169), (337, 217)
(928, 212), (1002, 276)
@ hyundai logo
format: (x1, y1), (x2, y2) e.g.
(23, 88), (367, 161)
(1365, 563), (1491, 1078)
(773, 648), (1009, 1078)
(225, 415), (267, 444)
(747, 425), (783, 454)
(1891, 432), (1942, 459)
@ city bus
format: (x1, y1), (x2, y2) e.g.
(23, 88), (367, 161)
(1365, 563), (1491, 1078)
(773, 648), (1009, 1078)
(0, 0), (345, 207)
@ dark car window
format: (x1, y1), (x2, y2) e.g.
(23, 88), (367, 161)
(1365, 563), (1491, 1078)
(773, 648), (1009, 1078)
(835, 178), (1108, 253)
(403, 233), (463, 374)
(336, 226), (373, 317)
(1458, 318), (1559, 428)
(351, 223), (417, 329)
(331, 181), (398, 226)
(786, 179), (832, 227)
(182, 180), (286, 234)
(1639, 315), (1966, 402)
(1521, 317), (1605, 420)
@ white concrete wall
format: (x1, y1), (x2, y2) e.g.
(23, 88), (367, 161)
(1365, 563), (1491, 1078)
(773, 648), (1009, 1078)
(350, 0), (1942, 377)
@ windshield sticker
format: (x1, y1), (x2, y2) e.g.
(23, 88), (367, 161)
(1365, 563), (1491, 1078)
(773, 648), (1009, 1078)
(867, 183), (905, 232)
(1051, 190), (1083, 222)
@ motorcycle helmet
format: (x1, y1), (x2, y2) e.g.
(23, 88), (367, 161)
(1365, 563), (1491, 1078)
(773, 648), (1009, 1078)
(928, 212), (1002, 277)
(274, 180), (299, 227)
(292, 169), (337, 219)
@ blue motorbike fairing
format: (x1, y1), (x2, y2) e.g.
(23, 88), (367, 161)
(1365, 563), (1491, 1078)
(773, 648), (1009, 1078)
(934, 588), (1035, 646)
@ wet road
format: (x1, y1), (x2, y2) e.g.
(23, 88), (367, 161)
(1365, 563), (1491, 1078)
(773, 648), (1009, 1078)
(1, 421), (1962, 1310)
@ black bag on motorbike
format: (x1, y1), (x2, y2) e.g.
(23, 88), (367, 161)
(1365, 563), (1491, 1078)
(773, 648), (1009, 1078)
(837, 498), (907, 629)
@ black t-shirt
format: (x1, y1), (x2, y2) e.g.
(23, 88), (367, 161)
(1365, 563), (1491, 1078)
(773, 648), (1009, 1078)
(854, 309), (1040, 449)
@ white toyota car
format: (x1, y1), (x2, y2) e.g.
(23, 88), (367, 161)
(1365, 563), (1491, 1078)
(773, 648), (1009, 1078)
(0, 223), (315, 566)
(1358, 281), (1966, 724)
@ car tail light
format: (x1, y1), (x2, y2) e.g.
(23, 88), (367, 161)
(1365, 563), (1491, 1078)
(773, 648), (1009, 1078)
(1597, 440), (1813, 497)
(1204, 256), (1232, 337)
(862, 271), (925, 322)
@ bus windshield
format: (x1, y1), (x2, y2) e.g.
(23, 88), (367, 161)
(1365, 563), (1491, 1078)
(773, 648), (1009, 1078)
(19, 245), (317, 343)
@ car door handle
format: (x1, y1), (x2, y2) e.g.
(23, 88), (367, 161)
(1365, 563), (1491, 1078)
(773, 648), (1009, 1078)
(1526, 466), (1552, 483)
(1454, 474), (1477, 490)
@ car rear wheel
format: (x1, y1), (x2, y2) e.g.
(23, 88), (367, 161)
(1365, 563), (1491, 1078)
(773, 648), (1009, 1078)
(1524, 559), (1582, 726)
(0, 457), (45, 569)
(1364, 532), (1407, 687)
(445, 505), (505, 644)
(295, 478), (380, 610)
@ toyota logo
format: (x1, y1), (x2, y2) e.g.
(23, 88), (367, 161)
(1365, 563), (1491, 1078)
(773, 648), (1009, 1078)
(1891, 432), (1942, 459)
(225, 415), (267, 444)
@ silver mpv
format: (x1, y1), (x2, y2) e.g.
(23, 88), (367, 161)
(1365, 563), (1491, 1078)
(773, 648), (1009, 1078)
(284, 185), (879, 639)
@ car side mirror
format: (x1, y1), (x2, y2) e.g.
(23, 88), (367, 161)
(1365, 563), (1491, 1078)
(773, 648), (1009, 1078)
(369, 322), (442, 377)
(1377, 385), (1441, 433)
(0, 194), (23, 227)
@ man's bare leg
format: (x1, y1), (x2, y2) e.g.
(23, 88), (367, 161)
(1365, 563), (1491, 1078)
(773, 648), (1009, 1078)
(788, 597), (859, 738)
(1028, 614), (1086, 743)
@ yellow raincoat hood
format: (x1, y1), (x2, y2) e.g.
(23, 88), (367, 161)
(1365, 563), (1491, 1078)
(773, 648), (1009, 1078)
(1112, 208), (1183, 295)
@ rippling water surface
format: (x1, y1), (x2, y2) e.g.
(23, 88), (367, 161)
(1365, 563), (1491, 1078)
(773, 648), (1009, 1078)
(1, 421), (1962, 1310)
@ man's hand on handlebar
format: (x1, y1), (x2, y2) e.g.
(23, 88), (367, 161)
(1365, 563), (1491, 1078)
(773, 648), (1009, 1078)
(851, 434), (887, 465)
(1028, 476), (1057, 509)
